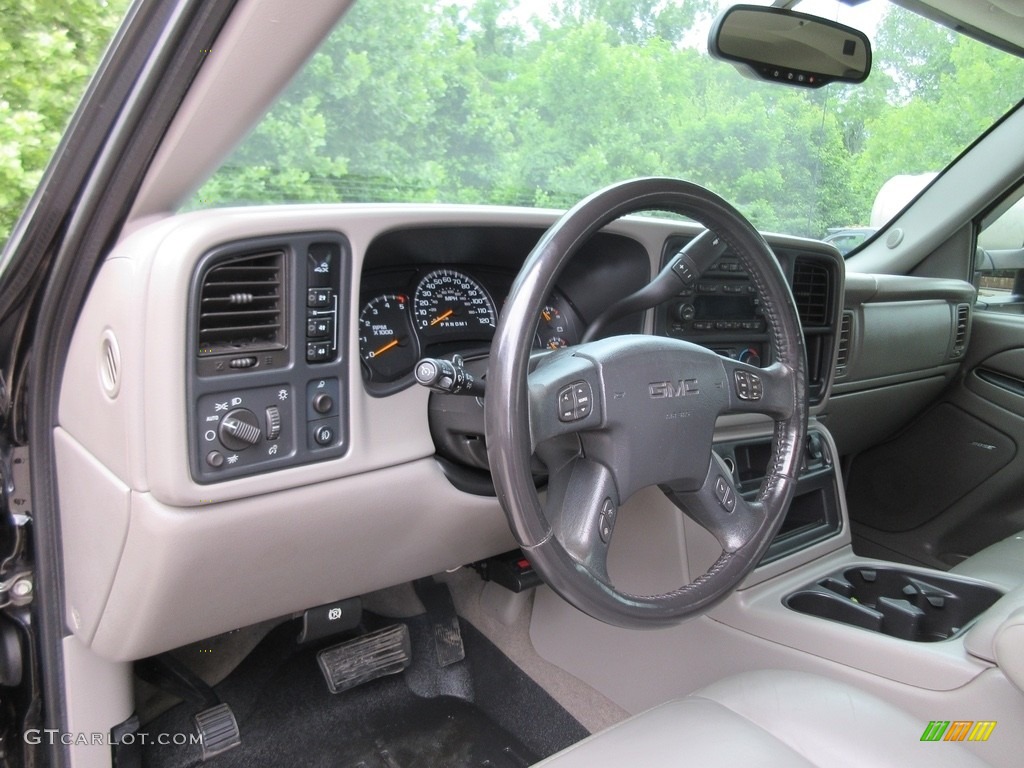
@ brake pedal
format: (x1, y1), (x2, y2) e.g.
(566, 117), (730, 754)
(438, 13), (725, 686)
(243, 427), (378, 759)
(317, 624), (412, 694)
(414, 578), (466, 668)
(194, 702), (241, 761)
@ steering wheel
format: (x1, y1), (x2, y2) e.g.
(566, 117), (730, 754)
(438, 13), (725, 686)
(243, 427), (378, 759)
(485, 178), (808, 628)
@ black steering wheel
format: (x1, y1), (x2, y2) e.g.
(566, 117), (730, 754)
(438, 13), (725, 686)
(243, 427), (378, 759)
(485, 178), (808, 628)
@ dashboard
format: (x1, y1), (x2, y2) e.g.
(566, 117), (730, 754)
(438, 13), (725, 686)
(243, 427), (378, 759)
(175, 219), (845, 484)
(55, 205), (850, 660)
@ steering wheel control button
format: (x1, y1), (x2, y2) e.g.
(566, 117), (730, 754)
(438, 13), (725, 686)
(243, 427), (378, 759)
(714, 475), (736, 512)
(598, 498), (617, 543)
(218, 408), (262, 451)
(733, 370), (763, 401)
(558, 380), (594, 422)
(558, 388), (576, 421)
(572, 382), (592, 417)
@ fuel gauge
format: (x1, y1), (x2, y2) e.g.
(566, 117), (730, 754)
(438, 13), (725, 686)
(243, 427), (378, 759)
(359, 294), (418, 381)
(536, 304), (575, 350)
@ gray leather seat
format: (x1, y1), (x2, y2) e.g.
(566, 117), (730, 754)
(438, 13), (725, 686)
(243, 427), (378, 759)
(951, 532), (1024, 590)
(535, 669), (989, 767)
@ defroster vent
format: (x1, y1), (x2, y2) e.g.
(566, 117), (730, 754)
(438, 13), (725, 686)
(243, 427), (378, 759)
(835, 312), (853, 377)
(951, 303), (969, 358)
(792, 259), (831, 327)
(198, 250), (285, 356)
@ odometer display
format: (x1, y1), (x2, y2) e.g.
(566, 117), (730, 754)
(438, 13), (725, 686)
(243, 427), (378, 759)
(413, 269), (496, 342)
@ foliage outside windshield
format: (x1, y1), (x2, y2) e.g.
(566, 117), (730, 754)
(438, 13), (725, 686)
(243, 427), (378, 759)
(195, 0), (1024, 240)
(0, 0), (129, 248)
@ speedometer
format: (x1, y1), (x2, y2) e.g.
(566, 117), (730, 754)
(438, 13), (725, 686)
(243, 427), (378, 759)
(413, 269), (496, 342)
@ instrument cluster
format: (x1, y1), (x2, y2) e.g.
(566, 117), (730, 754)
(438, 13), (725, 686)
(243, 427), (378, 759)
(358, 265), (580, 391)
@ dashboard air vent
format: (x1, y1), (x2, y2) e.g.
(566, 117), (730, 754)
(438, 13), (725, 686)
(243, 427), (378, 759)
(835, 312), (853, 378)
(198, 250), (285, 356)
(951, 303), (969, 358)
(792, 260), (831, 327)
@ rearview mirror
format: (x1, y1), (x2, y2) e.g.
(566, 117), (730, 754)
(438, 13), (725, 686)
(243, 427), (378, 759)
(709, 4), (872, 88)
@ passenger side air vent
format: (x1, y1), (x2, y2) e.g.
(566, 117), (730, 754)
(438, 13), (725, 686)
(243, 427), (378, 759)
(792, 260), (831, 327)
(835, 311), (853, 378)
(951, 303), (970, 359)
(197, 250), (285, 357)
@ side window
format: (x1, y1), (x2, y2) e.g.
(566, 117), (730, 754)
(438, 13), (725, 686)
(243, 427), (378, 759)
(975, 186), (1024, 313)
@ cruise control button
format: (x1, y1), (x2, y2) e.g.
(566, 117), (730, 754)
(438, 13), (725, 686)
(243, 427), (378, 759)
(714, 475), (736, 512)
(598, 497), (616, 543)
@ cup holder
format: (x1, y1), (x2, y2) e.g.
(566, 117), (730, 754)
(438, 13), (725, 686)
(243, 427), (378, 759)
(785, 567), (1003, 642)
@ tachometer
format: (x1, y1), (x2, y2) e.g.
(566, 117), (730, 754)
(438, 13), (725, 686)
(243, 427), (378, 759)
(413, 269), (496, 342)
(358, 294), (418, 381)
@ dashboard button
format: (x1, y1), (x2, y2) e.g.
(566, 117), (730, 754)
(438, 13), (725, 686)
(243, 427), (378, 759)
(308, 288), (332, 308)
(312, 393), (334, 415)
(307, 317), (333, 338)
(314, 425), (334, 446)
(306, 341), (332, 362)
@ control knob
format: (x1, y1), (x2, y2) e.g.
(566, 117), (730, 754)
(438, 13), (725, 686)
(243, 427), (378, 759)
(219, 408), (262, 451)
(674, 303), (696, 323)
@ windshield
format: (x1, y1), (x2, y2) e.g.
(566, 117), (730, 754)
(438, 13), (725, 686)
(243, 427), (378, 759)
(193, 0), (1024, 241)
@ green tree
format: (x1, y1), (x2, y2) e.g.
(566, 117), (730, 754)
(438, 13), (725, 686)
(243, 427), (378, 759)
(0, 0), (129, 247)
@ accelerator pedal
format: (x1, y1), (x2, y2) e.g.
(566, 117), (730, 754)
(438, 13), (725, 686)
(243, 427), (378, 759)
(317, 624), (412, 694)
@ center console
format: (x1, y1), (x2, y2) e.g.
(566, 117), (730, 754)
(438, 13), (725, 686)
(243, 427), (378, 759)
(786, 566), (1003, 642)
(715, 429), (842, 566)
(654, 235), (842, 406)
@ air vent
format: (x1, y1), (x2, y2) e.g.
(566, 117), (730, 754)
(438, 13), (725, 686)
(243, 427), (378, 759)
(198, 250), (285, 356)
(792, 260), (831, 327)
(951, 303), (970, 358)
(835, 312), (853, 378)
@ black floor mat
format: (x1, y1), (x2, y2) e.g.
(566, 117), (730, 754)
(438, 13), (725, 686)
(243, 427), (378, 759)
(140, 611), (587, 768)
